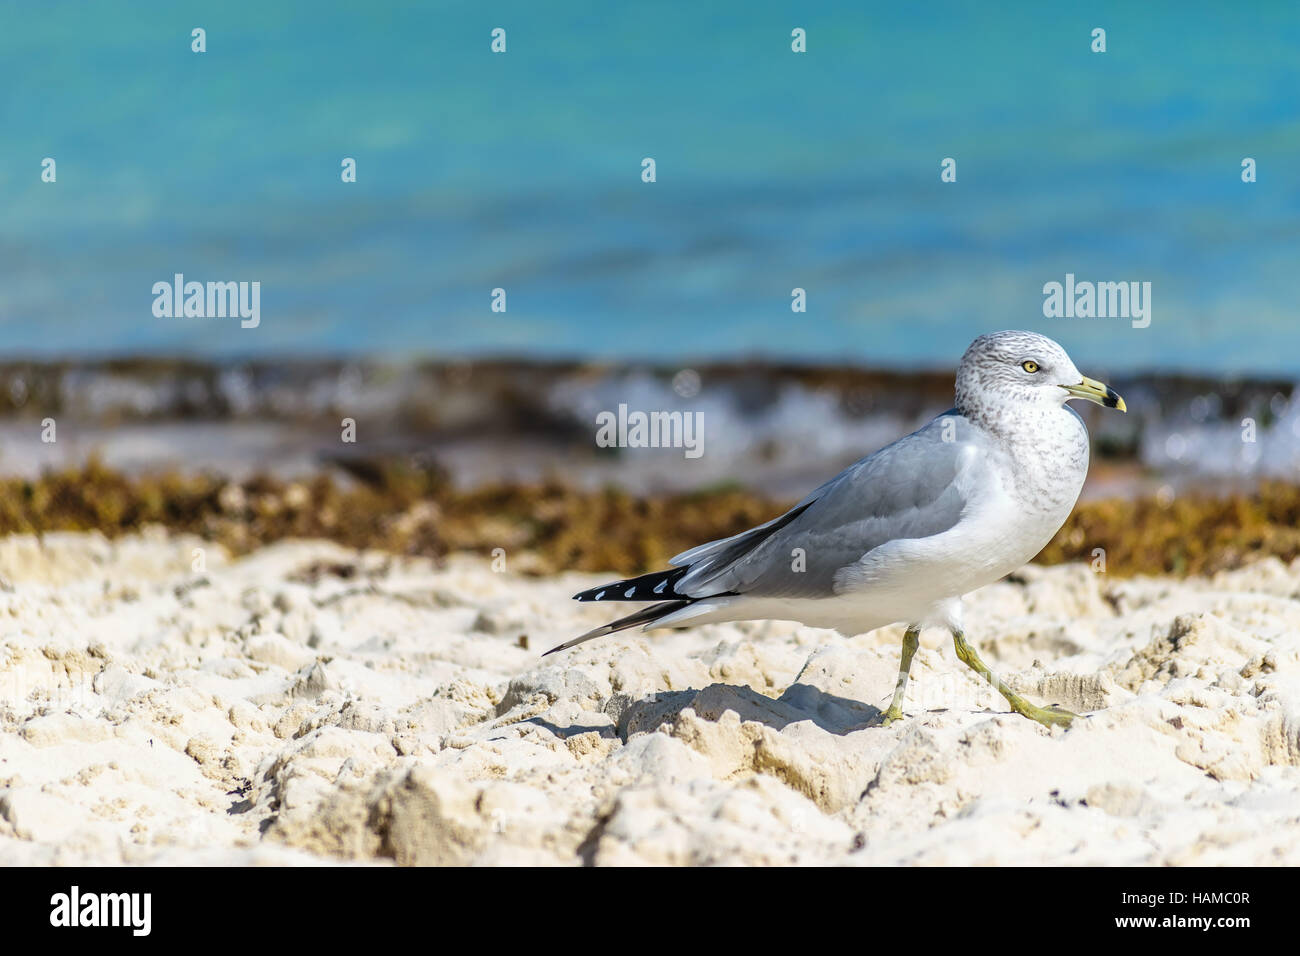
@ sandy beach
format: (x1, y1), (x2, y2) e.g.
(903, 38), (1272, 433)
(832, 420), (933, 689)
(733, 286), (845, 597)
(1, 528), (1297, 866)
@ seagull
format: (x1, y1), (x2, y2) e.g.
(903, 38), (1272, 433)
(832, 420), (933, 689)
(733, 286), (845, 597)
(546, 331), (1126, 728)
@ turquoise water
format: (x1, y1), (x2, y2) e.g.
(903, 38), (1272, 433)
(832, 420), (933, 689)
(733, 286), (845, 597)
(3, 1), (1299, 372)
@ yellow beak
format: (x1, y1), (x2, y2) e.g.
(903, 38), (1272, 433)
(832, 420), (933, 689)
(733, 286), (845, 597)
(1062, 375), (1126, 412)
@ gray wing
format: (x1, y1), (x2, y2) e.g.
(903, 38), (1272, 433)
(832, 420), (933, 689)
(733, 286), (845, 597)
(673, 410), (989, 599)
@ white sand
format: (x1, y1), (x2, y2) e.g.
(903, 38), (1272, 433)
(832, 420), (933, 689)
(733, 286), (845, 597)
(1, 529), (1298, 865)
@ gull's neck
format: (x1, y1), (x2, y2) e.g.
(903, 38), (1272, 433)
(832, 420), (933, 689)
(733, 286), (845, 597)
(955, 389), (1050, 439)
(960, 392), (1090, 513)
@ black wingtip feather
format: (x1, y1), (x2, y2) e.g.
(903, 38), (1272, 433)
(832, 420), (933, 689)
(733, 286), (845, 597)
(572, 567), (689, 603)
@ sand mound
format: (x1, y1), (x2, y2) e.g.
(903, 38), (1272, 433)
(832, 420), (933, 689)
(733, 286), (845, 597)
(1, 531), (1298, 865)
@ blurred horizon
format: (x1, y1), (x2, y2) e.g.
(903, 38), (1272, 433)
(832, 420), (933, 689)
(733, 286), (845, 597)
(3, 2), (1300, 374)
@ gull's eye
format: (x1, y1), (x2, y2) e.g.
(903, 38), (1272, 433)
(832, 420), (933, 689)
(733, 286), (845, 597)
(1021, 360), (1039, 373)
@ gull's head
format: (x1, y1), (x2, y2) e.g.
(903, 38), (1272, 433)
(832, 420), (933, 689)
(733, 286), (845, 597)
(956, 330), (1126, 414)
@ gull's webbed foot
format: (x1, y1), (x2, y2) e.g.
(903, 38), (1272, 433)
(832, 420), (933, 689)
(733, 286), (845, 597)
(1008, 699), (1078, 729)
(878, 705), (906, 727)
(951, 628), (1082, 730)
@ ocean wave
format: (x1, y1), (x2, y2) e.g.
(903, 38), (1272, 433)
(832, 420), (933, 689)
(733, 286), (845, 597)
(0, 360), (1293, 495)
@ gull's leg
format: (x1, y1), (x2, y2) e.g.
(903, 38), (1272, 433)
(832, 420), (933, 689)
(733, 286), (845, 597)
(879, 625), (921, 726)
(950, 628), (1078, 729)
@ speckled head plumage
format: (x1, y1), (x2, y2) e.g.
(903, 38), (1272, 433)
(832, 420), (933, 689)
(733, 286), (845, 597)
(954, 330), (1124, 421)
(955, 330), (1082, 413)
